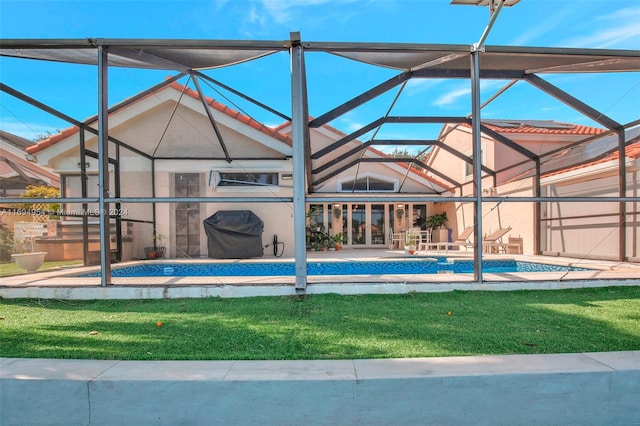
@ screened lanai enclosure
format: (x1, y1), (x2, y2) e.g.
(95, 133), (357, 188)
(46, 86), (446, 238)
(0, 33), (639, 292)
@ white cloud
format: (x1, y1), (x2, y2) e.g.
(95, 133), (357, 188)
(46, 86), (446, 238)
(432, 80), (505, 109)
(261, 0), (292, 24)
(510, 8), (573, 46)
(434, 86), (470, 108)
(404, 79), (445, 97)
(345, 120), (365, 133)
(244, 0), (366, 31)
(562, 7), (640, 49)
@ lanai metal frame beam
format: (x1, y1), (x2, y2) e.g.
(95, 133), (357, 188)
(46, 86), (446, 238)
(0, 82), (152, 160)
(191, 74), (231, 163)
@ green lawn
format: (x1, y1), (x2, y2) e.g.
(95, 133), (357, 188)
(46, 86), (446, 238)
(1, 287), (638, 360)
(0, 260), (82, 277)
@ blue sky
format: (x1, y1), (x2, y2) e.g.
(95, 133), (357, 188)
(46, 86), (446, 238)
(1, 0), (639, 148)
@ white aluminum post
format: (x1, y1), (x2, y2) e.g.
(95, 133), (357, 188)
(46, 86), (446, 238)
(470, 50), (484, 282)
(98, 45), (112, 285)
(290, 32), (308, 290)
(618, 128), (627, 261)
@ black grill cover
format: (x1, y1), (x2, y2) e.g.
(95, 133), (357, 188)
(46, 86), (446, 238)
(203, 210), (264, 259)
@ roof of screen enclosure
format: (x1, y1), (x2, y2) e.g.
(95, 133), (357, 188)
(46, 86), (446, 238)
(2, 38), (639, 73)
(1, 37), (639, 194)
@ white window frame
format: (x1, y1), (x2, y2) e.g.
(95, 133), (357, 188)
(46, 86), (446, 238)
(337, 173), (398, 192)
(214, 171), (280, 193)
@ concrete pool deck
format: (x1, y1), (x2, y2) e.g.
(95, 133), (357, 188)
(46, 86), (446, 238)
(2, 351), (639, 425)
(1, 250), (639, 299)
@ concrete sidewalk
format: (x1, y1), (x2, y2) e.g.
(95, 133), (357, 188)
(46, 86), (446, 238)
(2, 351), (638, 425)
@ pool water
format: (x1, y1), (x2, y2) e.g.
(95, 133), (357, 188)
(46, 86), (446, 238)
(82, 258), (589, 277)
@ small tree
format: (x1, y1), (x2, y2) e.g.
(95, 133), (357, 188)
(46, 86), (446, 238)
(19, 185), (60, 216)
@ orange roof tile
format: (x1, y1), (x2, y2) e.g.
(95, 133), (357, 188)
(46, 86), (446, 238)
(461, 120), (605, 136)
(543, 140), (640, 178)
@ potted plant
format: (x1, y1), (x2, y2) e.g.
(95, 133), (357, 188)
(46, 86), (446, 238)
(331, 232), (347, 251)
(144, 233), (166, 259)
(403, 229), (417, 254)
(11, 232), (48, 273)
(427, 212), (448, 229)
(426, 212), (449, 243)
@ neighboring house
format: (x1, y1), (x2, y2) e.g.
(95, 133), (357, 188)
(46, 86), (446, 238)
(25, 80), (448, 259)
(0, 130), (60, 232)
(426, 120), (640, 261)
(0, 130), (60, 196)
(539, 137), (640, 262)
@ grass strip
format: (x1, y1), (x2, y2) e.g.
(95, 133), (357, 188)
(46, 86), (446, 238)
(0, 260), (82, 277)
(1, 287), (638, 360)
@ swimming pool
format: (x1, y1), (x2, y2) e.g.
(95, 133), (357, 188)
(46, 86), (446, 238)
(82, 258), (589, 277)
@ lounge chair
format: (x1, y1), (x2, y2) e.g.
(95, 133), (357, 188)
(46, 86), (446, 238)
(420, 226), (474, 252)
(481, 227), (513, 253)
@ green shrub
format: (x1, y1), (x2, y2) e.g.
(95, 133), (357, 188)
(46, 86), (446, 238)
(0, 219), (14, 261)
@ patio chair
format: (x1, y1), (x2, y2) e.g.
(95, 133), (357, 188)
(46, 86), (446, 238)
(388, 228), (404, 250)
(420, 226), (474, 252)
(482, 227), (512, 253)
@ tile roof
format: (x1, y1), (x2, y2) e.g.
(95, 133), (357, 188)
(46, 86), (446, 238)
(27, 126), (78, 154)
(461, 119), (605, 136)
(166, 81), (291, 146)
(543, 140), (640, 178)
(27, 79), (291, 155)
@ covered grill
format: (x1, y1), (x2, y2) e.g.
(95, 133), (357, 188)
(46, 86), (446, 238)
(203, 210), (264, 259)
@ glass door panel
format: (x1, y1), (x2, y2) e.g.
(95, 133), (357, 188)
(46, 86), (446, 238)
(351, 204), (366, 245)
(371, 204), (386, 245)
